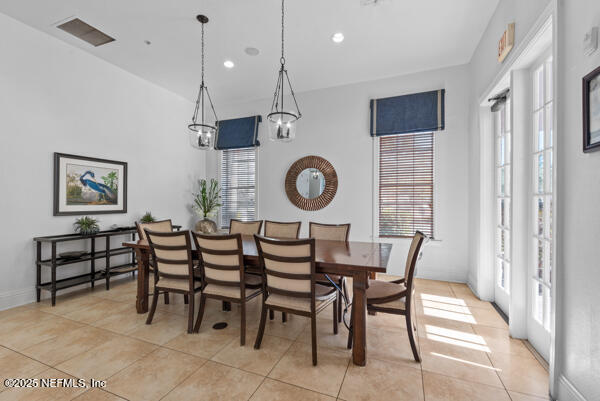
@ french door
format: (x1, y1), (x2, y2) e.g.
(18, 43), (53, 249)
(528, 56), (553, 361)
(494, 99), (511, 316)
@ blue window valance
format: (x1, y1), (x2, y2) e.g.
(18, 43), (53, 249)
(216, 115), (261, 150)
(370, 89), (445, 136)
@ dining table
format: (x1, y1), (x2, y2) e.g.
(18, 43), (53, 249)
(123, 235), (392, 366)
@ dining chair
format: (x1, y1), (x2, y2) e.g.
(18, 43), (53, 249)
(144, 229), (201, 333)
(309, 222), (350, 328)
(264, 220), (301, 239)
(229, 219), (263, 235)
(136, 219), (178, 305)
(192, 232), (263, 345)
(254, 235), (338, 365)
(346, 231), (426, 362)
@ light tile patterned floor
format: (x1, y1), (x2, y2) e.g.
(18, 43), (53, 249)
(0, 277), (549, 400)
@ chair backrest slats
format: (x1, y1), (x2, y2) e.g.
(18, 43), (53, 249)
(145, 229), (194, 286)
(136, 219), (173, 241)
(255, 235), (315, 300)
(229, 219), (263, 236)
(309, 222), (350, 242)
(192, 233), (244, 289)
(264, 221), (301, 239)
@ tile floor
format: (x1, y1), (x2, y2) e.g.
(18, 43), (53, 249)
(0, 277), (549, 400)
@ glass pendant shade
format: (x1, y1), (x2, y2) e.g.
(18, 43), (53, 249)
(267, 111), (297, 142)
(188, 123), (216, 149)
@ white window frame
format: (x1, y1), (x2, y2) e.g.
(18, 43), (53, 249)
(217, 147), (259, 229)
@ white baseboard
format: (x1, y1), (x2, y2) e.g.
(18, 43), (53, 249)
(0, 275), (134, 312)
(0, 287), (36, 311)
(414, 267), (467, 283)
(558, 375), (587, 401)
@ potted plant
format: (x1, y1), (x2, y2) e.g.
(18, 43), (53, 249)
(74, 216), (100, 236)
(193, 178), (221, 233)
(140, 211), (156, 223)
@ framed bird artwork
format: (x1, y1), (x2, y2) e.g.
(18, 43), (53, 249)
(53, 153), (127, 216)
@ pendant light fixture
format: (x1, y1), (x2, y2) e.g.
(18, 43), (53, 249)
(267, 0), (301, 142)
(188, 15), (218, 150)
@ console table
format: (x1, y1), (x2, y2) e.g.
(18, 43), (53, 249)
(33, 225), (182, 306)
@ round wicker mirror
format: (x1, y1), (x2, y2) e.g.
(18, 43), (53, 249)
(285, 156), (338, 211)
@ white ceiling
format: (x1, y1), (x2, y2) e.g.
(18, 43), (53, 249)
(0, 0), (499, 105)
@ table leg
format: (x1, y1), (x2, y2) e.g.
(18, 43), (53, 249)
(135, 248), (149, 314)
(352, 271), (368, 366)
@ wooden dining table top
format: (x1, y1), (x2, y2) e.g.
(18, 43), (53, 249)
(123, 235), (393, 273)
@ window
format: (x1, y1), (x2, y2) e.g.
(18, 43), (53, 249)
(531, 57), (553, 329)
(219, 148), (257, 228)
(495, 99), (512, 291)
(378, 132), (434, 237)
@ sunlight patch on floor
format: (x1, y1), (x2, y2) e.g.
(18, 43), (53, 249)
(430, 352), (501, 371)
(418, 293), (467, 306)
(422, 307), (477, 324)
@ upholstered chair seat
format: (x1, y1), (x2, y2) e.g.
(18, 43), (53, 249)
(265, 283), (336, 312)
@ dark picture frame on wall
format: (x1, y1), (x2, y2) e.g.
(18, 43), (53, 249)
(583, 65), (600, 153)
(53, 153), (128, 216)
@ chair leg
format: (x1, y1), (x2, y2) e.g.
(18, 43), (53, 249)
(240, 301), (246, 346)
(282, 312), (287, 323)
(406, 313), (420, 362)
(187, 292), (194, 333)
(346, 304), (354, 349)
(184, 294), (189, 305)
(254, 305), (268, 349)
(311, 313), (318, 366)
(193, 294), (207, 333)
(339, 279), (347, 323)
(146, 291), (159, 325)
(333, 297), (338, 335)
(164, 292), (170, 304)
(269, 309), (274, 320)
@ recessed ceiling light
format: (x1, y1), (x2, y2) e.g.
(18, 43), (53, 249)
(223, 60), (235, 68)
(331, 32), (344, 43)
(244, 47), (260, 56)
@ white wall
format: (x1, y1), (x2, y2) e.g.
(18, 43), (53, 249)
(0, 13), (202, 310)
(555, 1), (600, 399)
(207, 65), (471, 281)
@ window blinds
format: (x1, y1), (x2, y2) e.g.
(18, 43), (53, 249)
(219, 148), (257, 228)
(379, 132), (434, 237)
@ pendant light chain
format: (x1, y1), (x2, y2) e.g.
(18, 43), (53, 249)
(191, 17), (218, 126)
(201, 21), (205, 85)
(280, 0), (285, 65)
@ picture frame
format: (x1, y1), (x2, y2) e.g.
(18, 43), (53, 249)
(53, 153), (128, 216)
(583, 65), (600, 152)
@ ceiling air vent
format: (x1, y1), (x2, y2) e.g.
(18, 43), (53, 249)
(56, 18), (115, 47)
